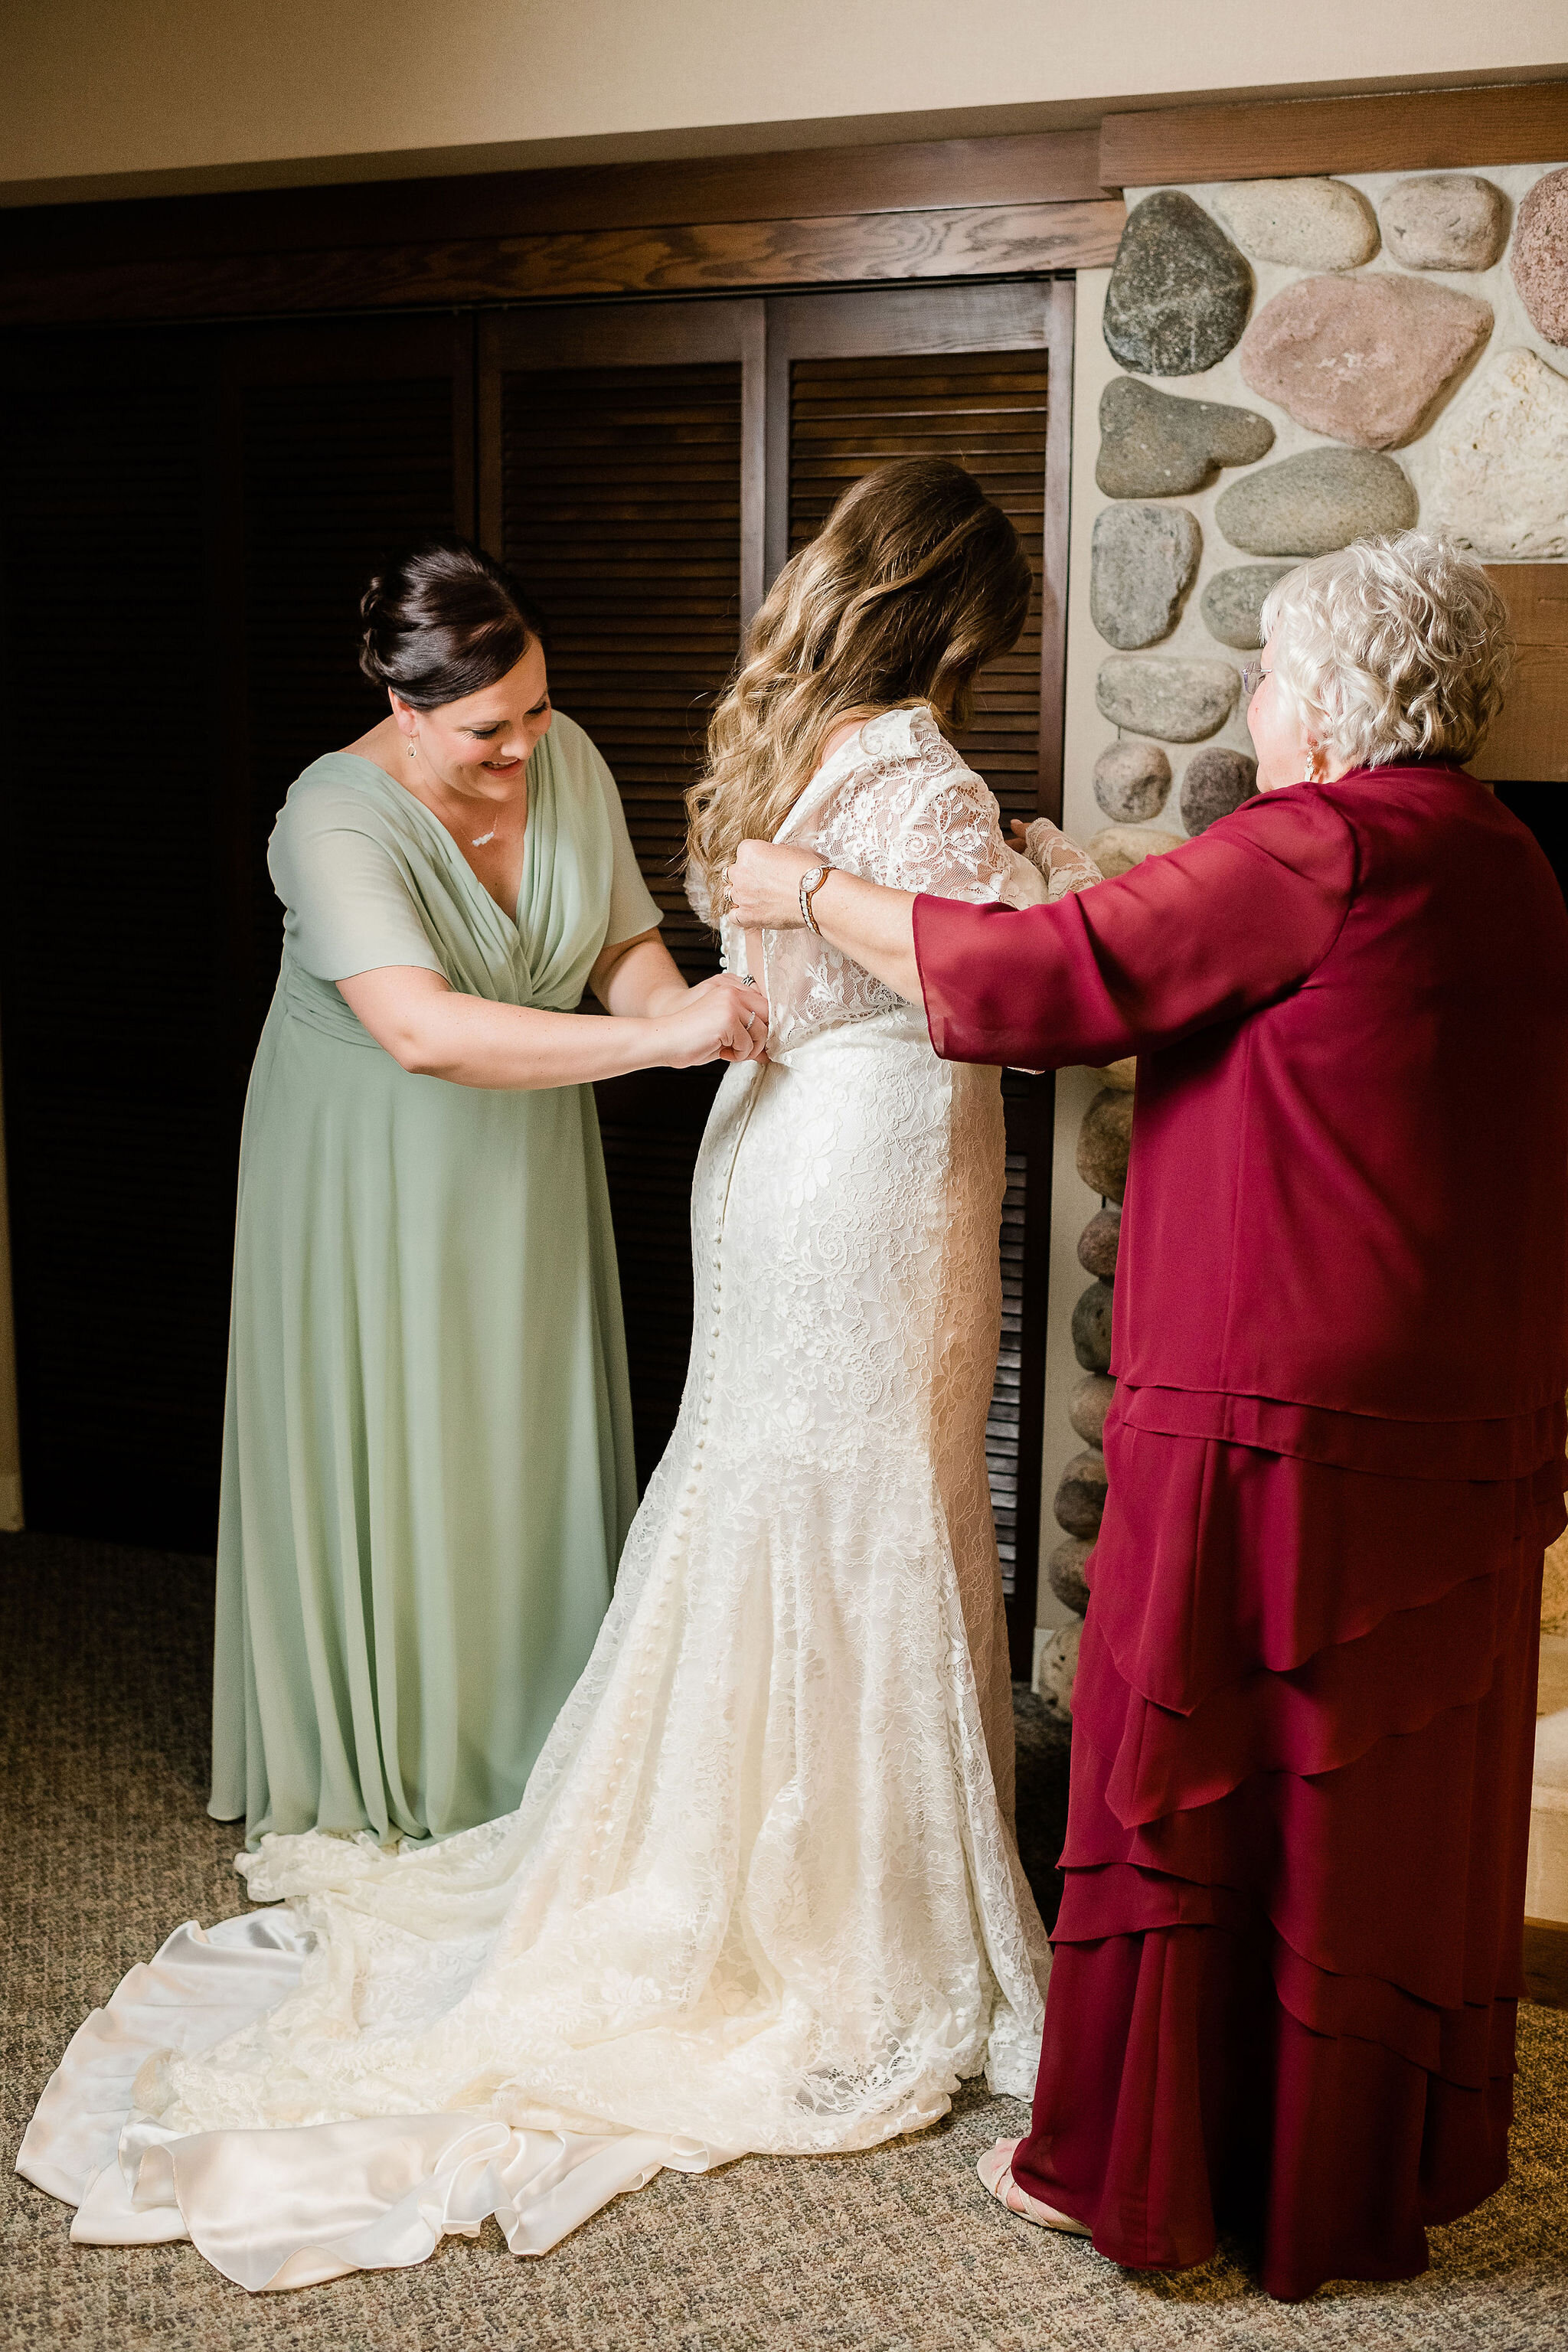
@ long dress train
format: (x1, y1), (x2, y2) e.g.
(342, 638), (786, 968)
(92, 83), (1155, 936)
(19, 707), (1052, 2292)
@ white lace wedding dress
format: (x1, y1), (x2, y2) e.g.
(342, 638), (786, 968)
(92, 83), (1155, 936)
(20, 707), (1063, 2292)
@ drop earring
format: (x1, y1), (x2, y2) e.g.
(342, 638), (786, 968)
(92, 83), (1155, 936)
(407, 740), (417, 759)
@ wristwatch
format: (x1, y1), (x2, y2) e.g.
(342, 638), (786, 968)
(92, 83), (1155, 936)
(799, 864), (833, 935)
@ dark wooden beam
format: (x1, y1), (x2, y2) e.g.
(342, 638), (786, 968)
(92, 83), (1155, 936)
(2, 130), (1112, 272)
(1100, 77), (1568, 188)
(0, 200), (1126, 328)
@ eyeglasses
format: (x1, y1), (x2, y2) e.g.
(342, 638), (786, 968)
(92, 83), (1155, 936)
(1240, 662), (1272, 699)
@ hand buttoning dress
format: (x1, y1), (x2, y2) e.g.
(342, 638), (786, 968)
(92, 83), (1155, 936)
(21, 708), (1054, 2290)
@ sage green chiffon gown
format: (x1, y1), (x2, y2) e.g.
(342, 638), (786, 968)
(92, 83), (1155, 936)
(209, 712), (659, 1844)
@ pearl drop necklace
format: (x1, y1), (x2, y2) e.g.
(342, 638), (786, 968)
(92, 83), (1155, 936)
(408, 737), (509, 845)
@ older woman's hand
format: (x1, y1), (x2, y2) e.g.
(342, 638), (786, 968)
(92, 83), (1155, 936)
(727, 840), (822, 931)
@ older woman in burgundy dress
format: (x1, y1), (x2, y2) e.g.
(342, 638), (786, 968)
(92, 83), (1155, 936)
(729, 531), (1568, 2301)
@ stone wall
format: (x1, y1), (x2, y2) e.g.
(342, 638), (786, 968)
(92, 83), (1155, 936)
(1035, 158), (1568, 1709)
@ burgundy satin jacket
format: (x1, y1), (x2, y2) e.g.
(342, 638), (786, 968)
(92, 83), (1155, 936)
(913, 766), (1568, 1478)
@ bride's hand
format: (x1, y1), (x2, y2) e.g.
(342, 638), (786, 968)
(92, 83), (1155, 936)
(1009, 818), (1103, 898)
(727, 841), (819, 931)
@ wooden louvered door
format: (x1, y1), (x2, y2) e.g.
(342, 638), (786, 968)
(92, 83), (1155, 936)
(767, 284), (1073, 1669)
(479, 303), (762, 1485)
(0, 332), (230, 1546)
(0, 288), (1067, 1593)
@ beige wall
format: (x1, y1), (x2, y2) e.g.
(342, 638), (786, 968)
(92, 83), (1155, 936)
(3, 1), (1566, 202)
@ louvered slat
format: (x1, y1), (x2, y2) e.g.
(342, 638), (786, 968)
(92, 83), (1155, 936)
(789, 353), (1048, 831)
(499, 363), (743, 1483)
(789, 351), (1050, 1590)
(500, 363), (743, 985)
(590, 1121), (703, 1489)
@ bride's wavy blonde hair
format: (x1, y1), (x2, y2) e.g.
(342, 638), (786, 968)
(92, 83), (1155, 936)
(686, 456), (1032, 900)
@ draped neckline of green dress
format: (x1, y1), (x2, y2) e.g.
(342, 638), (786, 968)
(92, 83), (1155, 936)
(325, 727), (614, 1015)
(334, 750), (538, 932)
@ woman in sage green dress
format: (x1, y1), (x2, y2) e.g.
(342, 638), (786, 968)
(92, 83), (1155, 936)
(211, 541), (766, 1845)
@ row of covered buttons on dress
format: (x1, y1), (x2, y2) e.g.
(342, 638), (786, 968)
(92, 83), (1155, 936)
(678, 1192), (726, 1528)
(680, 933), (742, 1517)
(676, 1029), (766, 1533)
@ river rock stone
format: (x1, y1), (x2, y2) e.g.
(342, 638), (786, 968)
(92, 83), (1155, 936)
(1088, 824), (1184, 877)
(1240, 274), (1493, 449)
(1215, 448), (1417, 556)
(1070, 1370), (1116, 1448)
(1049, 1536), (1094, 1617)
(1054, 1449), (1109, 1541)
(1104, 191), (1253, 377)
(1181, 746), (1258, 835)
(1077, 1089), (1133, 1204)
(1511, 166), (1568, 347)
(1096, 376), (1274, 497)
(1071, 1279), (1115, 1371)
(1091, 1056), (1138, 1092)
(1096, 654), (1240, 741)
(1093, 738), (1171, 823)
(1383, 175), (1507, 271)
(1200, 562), (1295, 651)
(1037, 1618), (1082, 1717)
(1427, 345), (1568, 560)
(1077, 1207), (1122, 1281)
(1214, 177), (1378, 271)
(1091, 503), (1202, 648)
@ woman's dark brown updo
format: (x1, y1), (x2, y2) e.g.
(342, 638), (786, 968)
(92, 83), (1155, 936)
(358, 541), (550, 710)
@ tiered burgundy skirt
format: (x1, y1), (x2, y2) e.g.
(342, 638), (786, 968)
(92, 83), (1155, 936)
(1013, 1397), (1566, 2301)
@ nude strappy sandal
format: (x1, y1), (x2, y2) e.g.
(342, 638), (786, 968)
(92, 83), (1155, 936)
(976, 2138), (1093, 2236)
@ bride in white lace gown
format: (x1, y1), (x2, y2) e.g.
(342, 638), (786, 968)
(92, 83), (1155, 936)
(20, 461), (1082, 2293)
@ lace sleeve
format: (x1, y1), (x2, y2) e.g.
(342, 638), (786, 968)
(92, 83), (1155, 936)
(766, 707), (1037, 1054)
(1014, 818), (1106, 904)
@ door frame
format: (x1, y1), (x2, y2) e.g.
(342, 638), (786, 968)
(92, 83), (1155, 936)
(474, 278), (1075, 796)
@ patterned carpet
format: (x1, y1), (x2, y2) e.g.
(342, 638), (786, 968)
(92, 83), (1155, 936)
(3, 1529), (1566, 2351)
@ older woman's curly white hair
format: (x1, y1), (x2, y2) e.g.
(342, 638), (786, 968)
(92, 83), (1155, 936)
(1259, 532), (1511, 772)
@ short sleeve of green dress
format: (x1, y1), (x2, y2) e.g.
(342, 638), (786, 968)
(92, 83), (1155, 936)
(211, 713), (656, 1843)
